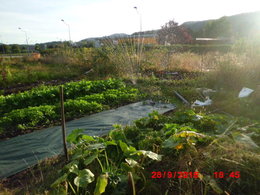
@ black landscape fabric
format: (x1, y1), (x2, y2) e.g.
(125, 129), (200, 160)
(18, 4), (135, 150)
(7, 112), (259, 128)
(0, 101), (175, 179)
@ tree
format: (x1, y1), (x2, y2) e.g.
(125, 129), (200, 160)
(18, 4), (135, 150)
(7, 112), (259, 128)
(35, 44), (40, 52)
(47, 44), (54, 49)
(0, 44), (11, 54)
(11, 44), (21, 53)
(21, 46), (27, 53)
(157, 19), (193, 45)
(0, 44), (6, 54)
(81, 40), (95, 48)
(3, 44), (11, 53)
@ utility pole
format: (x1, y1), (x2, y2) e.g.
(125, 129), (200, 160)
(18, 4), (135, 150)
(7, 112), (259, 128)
(18, 27), (29, 54)
(61, 19), (71, 43)
(133, 6), (143, 74)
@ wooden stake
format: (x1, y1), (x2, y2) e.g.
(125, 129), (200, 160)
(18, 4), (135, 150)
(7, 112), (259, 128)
(60, 86), (69, 161)
(174, 90), (190, 106)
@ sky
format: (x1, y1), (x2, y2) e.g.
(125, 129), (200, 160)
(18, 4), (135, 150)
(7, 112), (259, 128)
(0, 0), (259, 44)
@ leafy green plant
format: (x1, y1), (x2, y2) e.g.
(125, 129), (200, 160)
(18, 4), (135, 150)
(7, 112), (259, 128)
(162, 128), (207, 151)
(63, 100), (103, 119)
(51, 128), (162, 194)
(0, 105), (58, 131)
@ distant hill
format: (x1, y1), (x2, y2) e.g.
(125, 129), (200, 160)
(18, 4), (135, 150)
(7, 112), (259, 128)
(79, 33), (129, 42)
(182, 11), (260, 38)
(105, 33), (129, 38)
(181, 20), (212, 33)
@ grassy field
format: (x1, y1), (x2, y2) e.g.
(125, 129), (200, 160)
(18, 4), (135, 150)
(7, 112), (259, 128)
(0, 41), (259, 194)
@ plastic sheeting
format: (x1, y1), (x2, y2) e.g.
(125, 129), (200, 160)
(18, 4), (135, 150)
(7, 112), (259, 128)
(0, 101), (175, 179)
(238, 87), (254, 98)
(192, 97), (212, 107)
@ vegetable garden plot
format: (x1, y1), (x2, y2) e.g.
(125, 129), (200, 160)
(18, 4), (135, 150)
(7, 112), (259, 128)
(0, 101), (175, 179)
(0, 79), (142, 137)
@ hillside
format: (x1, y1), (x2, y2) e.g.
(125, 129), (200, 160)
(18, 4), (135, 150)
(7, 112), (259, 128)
(182, 11), (260, 38)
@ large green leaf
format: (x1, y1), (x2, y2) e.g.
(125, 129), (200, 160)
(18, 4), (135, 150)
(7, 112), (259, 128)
(133, 150), (162, 161)
(105, 140), (117, 146)
(94, 173), (108, 195)
(74, 169), (95, 187)
(121, 162), (132, 172)
(125, 158), (139, 167)
(162, 137), (179, 148)
(119, 141), (136, 155)
(109, 128), (127, 142)
(63, 161), (79, 172)
(81, 134), (96, 142)
(68, 163), (79, 174)
(67, 129), (84, 144)
(175, 131), (206, 138)
(84, 152), (98, 166)
(88, 143), (106, 150)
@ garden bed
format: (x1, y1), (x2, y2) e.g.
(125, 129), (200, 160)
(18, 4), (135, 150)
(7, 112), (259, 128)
(0, 79), (142, 139)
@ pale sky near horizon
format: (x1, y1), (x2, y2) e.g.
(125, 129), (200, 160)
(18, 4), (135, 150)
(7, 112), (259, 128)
(0, 0), (259, 44)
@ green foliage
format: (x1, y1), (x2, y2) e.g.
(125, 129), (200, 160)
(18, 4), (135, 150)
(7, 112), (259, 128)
(0, 105), (57, 131)
(11, 44), (21, 53)
(162, 129), (207, 151)
(52, 127), (162, 194)
(94, 173), (108, 195)
(171, 110), (229, 133)
(74, 169), (95, 187)
(76, 88), (141, 106)
(63, 100), (103, 119)
(135, 111), (169, 130)
(0, 44), (11, 54)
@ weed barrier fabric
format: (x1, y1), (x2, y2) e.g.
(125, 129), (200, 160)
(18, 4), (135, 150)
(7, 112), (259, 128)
(0, 101), (175, 179)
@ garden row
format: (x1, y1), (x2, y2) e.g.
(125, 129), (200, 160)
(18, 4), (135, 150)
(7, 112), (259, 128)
(0, 79), (125, 114)
(50, 110), (260, 194)
(0, 80), (142, 137)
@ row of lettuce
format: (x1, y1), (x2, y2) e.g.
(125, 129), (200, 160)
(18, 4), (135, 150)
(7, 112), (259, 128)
(50, 110), (260, 194)
(0, 79), (126, 114)
(0, 79), (142, 136)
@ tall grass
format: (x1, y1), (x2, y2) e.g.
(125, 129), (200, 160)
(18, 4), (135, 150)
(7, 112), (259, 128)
(92, 36), (145, 78)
